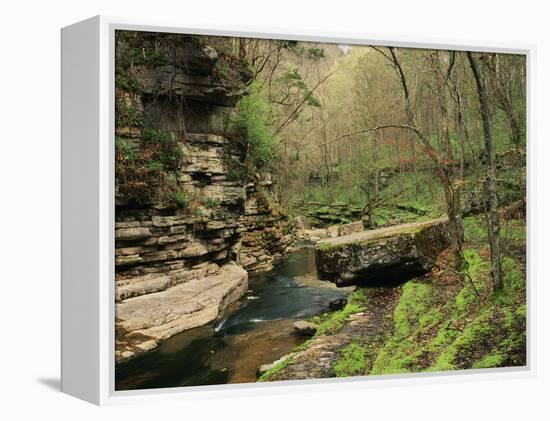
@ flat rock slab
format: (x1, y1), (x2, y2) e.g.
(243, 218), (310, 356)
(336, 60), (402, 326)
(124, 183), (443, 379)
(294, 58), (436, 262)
(315, 218), (449, 286)
(115, 263), (247, 363)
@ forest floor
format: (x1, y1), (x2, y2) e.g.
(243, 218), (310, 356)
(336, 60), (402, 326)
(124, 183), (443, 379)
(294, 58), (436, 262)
(259, 213), (527, 381)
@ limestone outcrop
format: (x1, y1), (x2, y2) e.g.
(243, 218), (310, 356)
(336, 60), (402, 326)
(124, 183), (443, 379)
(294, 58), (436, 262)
(239, 179), (293, 271)
(315, 219), (450, 286)
(116, 263), (247, 362)
(297, 220), (364, 242)
(114, 33), (290, 363)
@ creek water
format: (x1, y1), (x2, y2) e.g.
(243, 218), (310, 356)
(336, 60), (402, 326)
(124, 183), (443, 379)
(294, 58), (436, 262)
(115, 245), (347, 390)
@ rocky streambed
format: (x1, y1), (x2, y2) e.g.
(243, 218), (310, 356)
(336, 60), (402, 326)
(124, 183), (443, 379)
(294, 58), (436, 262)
(116, 218), (452, 389)
(115, 245), (348, 390)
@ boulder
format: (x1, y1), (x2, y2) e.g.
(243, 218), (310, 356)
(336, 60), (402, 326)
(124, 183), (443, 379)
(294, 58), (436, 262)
(327, 225), (339, 238)
(293, 320), (319, 337)
(302, 228), (329, 241)
(315, 218), (450, 287)
(337, 220), (364, 237)
(329, 297), (348, 311)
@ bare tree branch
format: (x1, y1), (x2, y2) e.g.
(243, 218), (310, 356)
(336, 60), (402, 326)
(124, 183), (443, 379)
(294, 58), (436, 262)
(319, 124), (423, 147)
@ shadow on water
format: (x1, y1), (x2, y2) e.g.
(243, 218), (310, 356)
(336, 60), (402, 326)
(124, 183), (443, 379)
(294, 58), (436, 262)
(116, 246), (347, 390)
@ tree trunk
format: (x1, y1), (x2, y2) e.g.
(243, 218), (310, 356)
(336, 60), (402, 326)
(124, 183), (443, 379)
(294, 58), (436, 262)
(442, 180), (464, 270)
(506, 105), (522, 151)
(379, 46), (464, 270)
(467, 51), (503, 290)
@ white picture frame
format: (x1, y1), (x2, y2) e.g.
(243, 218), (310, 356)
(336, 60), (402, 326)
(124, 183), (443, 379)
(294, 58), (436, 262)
(61, 15), (535, 406)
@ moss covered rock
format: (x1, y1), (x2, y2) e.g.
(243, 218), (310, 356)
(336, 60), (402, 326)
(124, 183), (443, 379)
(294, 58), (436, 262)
(315, 218), (450, 286)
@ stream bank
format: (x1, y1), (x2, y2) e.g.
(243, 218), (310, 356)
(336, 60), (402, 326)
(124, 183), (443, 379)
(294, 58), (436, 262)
(260, 215), (527, 381)
(115, 246), (348, 390)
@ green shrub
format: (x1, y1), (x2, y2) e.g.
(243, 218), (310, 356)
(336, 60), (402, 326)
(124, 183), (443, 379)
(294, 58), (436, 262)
(230, 82), (280, 178)
(116, 138), (137, 161)
(172, 191), (188, 209)
(115, 99), (143, 128)
(204, 198), (220, 209)
(115, 128), (184, 205)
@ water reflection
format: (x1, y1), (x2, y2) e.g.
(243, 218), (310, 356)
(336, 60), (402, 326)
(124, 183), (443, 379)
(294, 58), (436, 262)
(116, 246), (346, 390)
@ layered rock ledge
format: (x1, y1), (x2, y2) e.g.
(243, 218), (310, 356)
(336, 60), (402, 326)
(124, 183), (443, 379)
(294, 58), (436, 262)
(116, 263), (247, 363)
(315, 218), (450, 286)
(114, 33), (289, 364)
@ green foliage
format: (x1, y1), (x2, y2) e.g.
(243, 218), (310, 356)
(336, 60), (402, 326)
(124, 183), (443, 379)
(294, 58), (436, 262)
(116, 137), (138, 161)
(204, 198), (220, 209)
(116, 75), (143, 93)
(142, 128), (183, 171)
(306, 47), (325, 61)
(280, 68), (321, 107)
(501, 218), (527, 242)
(115, 99), (143, 128)
(333, 341), (367, 377)
(230, 82), (280, 178)
(227, 167), (249, 182)
(130, 46), (167, 66)
(145, 161), (164, 171)
(502, 257), (523, 291)
(215, 61), (231, 80)
(463, 216), (487, 243)
(171, 191), (188, 209)
(115, 128), (184, 205)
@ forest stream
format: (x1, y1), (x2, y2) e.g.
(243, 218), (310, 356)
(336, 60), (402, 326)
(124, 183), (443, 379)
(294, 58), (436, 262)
(115, 244), (348, 390)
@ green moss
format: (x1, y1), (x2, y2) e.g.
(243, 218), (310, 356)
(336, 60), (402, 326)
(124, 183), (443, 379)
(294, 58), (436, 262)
(316, 241), (338, 252)
(370, 281), (440, 375)
(456, 249), (487, 313)
(472, 353), (504, 369)
(431, 308), (493, 372)
(333, 341), (367, 377)
(425, 325), (460, 354)
(315, 290), (367, 336)
(257, 339), (312, 382)
(502, 257), (523, 291)
(257, 355), (294, 382)
(394, 281), (434, 337)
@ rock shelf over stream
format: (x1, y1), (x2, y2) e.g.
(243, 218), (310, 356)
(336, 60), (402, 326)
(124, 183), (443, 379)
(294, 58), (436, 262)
(315, 218), (450, 286)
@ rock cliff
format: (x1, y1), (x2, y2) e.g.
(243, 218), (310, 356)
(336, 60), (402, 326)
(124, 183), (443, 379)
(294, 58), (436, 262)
(114, 32), (289, 363)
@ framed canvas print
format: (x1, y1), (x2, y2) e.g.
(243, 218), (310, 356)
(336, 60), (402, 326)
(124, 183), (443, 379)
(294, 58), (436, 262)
(61, 16), (532, 405)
